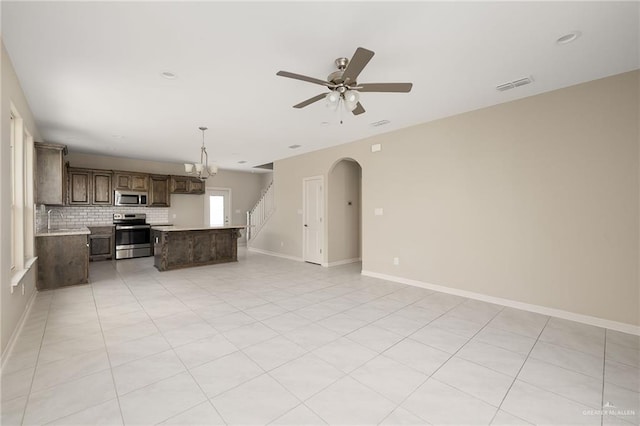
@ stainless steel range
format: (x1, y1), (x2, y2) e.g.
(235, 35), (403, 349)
(113, 213), (151, 259)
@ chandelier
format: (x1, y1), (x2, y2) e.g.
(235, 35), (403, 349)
(184, 126), (218, 179)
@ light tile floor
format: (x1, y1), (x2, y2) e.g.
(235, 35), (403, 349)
(2, 249), (639, 425)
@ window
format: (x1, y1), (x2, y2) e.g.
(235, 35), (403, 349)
(9, 104), (35, 289)
(10, 112), (16, 270)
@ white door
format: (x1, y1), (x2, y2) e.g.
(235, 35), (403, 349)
(204, 188), (231, 227)
(303, 176), (324, 264)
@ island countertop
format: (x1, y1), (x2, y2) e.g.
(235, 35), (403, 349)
(151, 225), (246, 232)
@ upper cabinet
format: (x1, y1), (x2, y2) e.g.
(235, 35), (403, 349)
(170, 175), (205, 195)
(67, 167), (113, 205)
(35, 142), (67, 205)
(114, 172), (149, 191)
(92, 170), (113, 205)
(149, 174), (171, 207)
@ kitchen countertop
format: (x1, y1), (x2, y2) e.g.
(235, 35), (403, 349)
(151, 225), (246, 232)
(36, 227), (91, 237)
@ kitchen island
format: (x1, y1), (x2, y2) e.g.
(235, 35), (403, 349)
(152, 225), (245, 271)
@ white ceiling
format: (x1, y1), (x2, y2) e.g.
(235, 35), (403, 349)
(3, 1), (638, 171)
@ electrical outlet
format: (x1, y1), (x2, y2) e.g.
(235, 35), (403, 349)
(371, 143), (382, 152)
(393, 257), (400, 266)
(375, 208), (384, 216)
(172, 214), (177, 219)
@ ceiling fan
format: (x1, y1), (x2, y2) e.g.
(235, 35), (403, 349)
(276, 47), (413, 117)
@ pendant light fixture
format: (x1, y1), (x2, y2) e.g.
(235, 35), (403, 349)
(184, 126), (218, 180)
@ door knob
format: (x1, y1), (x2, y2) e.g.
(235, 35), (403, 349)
(304, 224), (308, 227)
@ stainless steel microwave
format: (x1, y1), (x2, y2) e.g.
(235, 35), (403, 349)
(114, 190), (148, 207)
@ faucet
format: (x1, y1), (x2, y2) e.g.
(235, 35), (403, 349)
(47, 209), (64, 231)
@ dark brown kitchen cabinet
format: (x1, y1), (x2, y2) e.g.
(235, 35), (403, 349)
(149, 175), (171, 207)
(170, 175), (205, 195)
(68, 168), (91, 205)
(114, 172), (149, 191)
(92, 171), (113, 205)
(67, 167), (113, 205)
(35, 142), (67, 206)
(36, 234), (89, 289)
(89, 226), (115, 261)
(188, 178), (205, 194)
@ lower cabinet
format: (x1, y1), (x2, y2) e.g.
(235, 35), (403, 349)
(36, 234), (89, 290)
(89, 226), (115, 261)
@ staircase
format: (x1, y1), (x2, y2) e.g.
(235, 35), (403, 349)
(246, 181), (274, 241)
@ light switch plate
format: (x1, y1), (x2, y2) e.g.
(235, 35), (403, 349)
(374, 208), (383, 216)
(371, 144), (382, 153)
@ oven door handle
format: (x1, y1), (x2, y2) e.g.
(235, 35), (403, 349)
(116, 225), (151, 230)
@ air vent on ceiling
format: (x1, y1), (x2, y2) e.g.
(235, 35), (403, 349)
(496, 76), (533, 92)
(371, 120), (391, 127)
(288, 144), (301, 149)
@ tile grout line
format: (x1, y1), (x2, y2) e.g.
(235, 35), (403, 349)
(91, 262), (130, 426)
(117, 262), (230, 425)
(174, 268), (438, 424)
(18, 292), (54, 426)
(376, 303), (505, 425)
(488, 316), (551, 425)
(26, 292), (114, 424)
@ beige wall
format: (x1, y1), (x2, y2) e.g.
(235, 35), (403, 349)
(251, 71), (640, 327)
(259, 171), (273, 193)
(328, 160), (361, 263)
(1, 42), (43, 355)
(66, 152), (265, 227)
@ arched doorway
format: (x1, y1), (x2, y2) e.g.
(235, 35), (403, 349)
(327, 158), (362, 268)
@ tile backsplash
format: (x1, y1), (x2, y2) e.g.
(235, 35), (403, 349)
(36, 205), (169, 231)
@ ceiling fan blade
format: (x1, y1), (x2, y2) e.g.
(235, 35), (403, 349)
(357, 83), (413, 93)
(277, 71), (333, 87)
(293, 93), (326, 109)
(342, 47), (375, 84)
(351, 102), (365, 115)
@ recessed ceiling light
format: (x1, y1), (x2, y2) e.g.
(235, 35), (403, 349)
(288, 144), (301, 149)
(160, 71), (177, 79)
(556, 31), (581, 45)
(238, 160), (247, 164)
(320, 122), (330, 126)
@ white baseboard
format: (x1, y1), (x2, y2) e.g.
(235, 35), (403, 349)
(325, 258), (362, 268)
(1, 289), (38, 371)
(248, 247), (303, 262)
(361, 270), (640, 336)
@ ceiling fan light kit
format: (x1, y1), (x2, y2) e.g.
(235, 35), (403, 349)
(277, 47), (413, 120)
(184, 126), (218, 180)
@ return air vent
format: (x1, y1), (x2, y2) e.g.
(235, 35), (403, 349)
(371, 120), (390, 127)
(496, 76), (533, 92)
